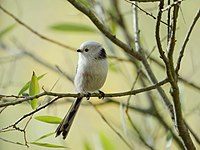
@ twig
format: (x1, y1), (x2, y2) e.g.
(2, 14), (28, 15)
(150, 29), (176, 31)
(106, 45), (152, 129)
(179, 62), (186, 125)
(155, 0), (168, 64)
(0, 78), (169, 107)
(162, 0), (183, 12)
(162, 0), (196, 149)
(0, 137), (25, 146)
(0, 106), (7, 114)
(14, 97), (60, 126)
(124, 0), (171, 27)
(184, 120), (200, 145)
(0, 5), (76, 51)
(66, 0), (142, 60)
(91, 102), (133, 150)
(175, 9), (200, 74)
(1, 97), (60, 132)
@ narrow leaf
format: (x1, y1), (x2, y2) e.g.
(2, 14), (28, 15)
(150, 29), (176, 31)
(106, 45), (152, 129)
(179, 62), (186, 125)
(34, 116), (62, 124)
(0, 24), (16, 39)
(18, 73), (46, 96)
(31, 142), (66, 148)
(50, 23), (96, 32)
(34, 132), (55, 142)
(29, 72), (40, 109)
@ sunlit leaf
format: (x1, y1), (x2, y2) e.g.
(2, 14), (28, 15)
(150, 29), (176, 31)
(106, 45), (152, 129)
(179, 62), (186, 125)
(34, 132), (55, 142)
(31, 142), (66, 148)
(99, 132), (116, 150)
(166, 131), (173, 149)
(34, 116), (62, 124)
(0, 24), (16, 39)
(84, 140), (93, 150)
(18, 73), (46, 96)
(29, 72), (40, 109)
(50, 23), (96, 32)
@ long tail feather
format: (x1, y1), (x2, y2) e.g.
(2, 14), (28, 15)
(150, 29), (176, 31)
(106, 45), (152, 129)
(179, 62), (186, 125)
(55, 97), (83, 139)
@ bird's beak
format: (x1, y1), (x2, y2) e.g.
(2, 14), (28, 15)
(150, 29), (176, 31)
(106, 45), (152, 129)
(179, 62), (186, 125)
(77, 49), (82, 52)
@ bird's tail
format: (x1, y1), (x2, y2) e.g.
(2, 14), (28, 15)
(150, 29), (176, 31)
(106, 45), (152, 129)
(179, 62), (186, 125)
(55, 97), (83, 139)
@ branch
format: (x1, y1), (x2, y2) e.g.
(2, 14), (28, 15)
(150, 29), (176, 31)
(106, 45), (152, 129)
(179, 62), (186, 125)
(128, 0), (160, 2)
(0, 5), (76, 51)
(91, 103), (133, 150)
(0, 78), (169, 107)
(155, 0), (168, 64)
(1, 96), (60, 132)
(125, 0), (170, 27)
(162, 0), (183, 12)
(175, 9), (200, 74)
(66, 0), (142, 60)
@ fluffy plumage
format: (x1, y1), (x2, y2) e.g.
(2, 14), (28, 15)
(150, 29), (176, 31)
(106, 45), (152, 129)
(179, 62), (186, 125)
(55, 41), (108, 139)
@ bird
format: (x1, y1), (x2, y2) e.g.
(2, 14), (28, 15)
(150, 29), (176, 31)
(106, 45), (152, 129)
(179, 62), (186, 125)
(55, 41), (108, 139)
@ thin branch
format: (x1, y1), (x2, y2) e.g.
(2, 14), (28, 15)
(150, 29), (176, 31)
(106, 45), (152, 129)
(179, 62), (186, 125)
(164, 1), (196, 149)
(0, 137), (26, 146)
(14, 42), (73, 82)
(162, 0), (183, 12)
(184, 120), (200, 145)
(1, 97), (60, 132)
(148, 56), (200, 91)
(124, 0), (171, 27)
(155, 0), (168, 64)
(66, 0), (142, 60)
(175, 9), (200, 74)
(0, 78), (169, 107)
(91, 102), (133, 150)
(0, 5), (76, 51)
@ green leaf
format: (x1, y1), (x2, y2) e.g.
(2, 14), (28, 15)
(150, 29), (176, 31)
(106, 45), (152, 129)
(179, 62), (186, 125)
(30, 142), (66, 148)
(34, 116), (62, 124)
(34, 132), (55, 142)
(18, 73), (46, 96)
(84, 140), (93, 150)
(0, 24), (16, 39)
(29, 72), (40, 109)
(50, 23), (96, 32)
(99, 132), (116, 150)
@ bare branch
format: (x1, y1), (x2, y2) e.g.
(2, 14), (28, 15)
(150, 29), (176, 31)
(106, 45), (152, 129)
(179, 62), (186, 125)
(155, 0), (168, 64)
(125, 0), (170, 27)
(162, 0), (183, 12)
(0, 5), (76, 51)
(1, 96), (60, 132)
(175, 9), (200, 74)
(66, 0), (142, 60)
(91, 102), (133, 150)
(0, 78), (169, 107)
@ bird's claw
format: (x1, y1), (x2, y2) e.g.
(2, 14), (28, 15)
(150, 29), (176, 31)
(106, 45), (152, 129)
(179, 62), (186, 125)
(98, 90), (105, 99)
(86, 93), (91, 100)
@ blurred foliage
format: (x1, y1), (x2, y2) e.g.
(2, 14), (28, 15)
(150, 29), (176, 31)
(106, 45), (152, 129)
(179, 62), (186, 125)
(50, 23), (96, 33)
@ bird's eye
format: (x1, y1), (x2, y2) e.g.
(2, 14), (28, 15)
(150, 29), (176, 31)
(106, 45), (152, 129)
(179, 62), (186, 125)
(85, 48), (89, 52)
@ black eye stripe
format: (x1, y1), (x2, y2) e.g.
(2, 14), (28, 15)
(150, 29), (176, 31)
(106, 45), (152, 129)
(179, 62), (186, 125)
(85, 48), (89, 52)
(95, 48), (106, 60)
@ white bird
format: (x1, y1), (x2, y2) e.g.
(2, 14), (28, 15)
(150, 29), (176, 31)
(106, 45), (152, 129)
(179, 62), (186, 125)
(55, 41), (108, 139)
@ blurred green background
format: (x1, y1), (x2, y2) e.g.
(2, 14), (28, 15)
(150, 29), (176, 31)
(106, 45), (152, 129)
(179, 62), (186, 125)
(0, 0), (200, 150)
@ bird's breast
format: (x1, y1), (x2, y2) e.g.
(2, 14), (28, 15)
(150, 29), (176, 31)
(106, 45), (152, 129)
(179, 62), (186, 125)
(74, 59), (108, 93)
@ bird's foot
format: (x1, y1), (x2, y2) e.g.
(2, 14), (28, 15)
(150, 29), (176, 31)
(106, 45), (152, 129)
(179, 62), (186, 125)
(98, 90), (105, 99)
(85, 93), (91, 100)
